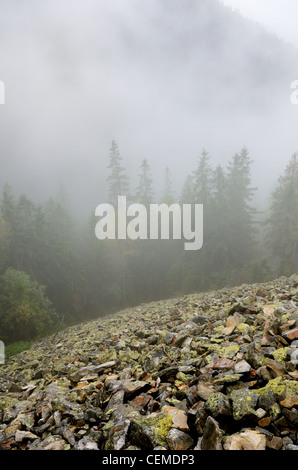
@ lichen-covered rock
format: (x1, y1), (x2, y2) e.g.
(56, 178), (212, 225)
(205, 392), (232, 418)
(253, 377), (298, 401)
(0, 274), (297, 450)
(73, 437), (99, 450)
(230, 388), (259, 421)
(104, 419), (131, 450)
(129, 414), (173, 449)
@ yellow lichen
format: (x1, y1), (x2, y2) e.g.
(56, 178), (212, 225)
(254, 377), (298, 398)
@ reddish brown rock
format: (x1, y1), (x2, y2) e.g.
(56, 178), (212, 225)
(163, 406), (189, 431)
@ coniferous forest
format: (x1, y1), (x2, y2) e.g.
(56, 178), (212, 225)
(0, 141), (297, 347)
(1, 0), (298, 355)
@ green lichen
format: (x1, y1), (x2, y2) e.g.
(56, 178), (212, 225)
(230, 388), (259, 421)
(176, 371), (188, 382)
(130, 414), (173, 448)
(98, 349), (118, 363)
(254, 377), (298, 399)
(210, 337), (224, 343)
(272, 348), (288, 363)
(269, 403), (281, 420)
(236, 323), (250, 334)
(166, 397), (181, 405)
(281, 313), (290, 323)
(213, 325), (224, 333)
(214, 374), (242, 385)
(196, 342), (240, 359)
(0, 395), (18, 412)
(205, 392), (231, 416)
(211, 343), (240, 359)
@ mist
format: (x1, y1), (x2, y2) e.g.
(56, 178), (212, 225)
(1, 2), (298, 453)
(0, 0), (297, 215)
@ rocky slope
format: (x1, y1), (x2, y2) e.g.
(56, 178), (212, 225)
(0, 275), (298, 451)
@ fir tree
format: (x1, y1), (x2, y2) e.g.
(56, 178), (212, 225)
(267, 153), (298, 275)
(225, 147), (257, 272)
(135, 159), (154, 205)
(106, 140), (130, 206)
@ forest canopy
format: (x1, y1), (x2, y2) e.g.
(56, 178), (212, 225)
(0, 143), (297, 345)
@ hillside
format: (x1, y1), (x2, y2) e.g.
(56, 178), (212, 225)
(0, 274), (297, 450)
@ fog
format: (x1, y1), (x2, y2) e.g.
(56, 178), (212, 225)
(0, 0), (297, 213)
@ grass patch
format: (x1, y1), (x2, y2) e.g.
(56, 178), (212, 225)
(5, 341), (33, 358)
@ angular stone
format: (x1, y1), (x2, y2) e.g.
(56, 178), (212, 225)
(224, 430), (266, 450)
(205, 392), (232, 418)
(154, 366), (179, 381)
(282, 408), (298, 427)
(234, 360), (251, 374)
(212, 357), (235, 370)
(130, 414), (173, 449)
(200, 416), (223, 450)
(104, 419), (131, 450)
(73, 438), (99, 450)
(197, 382), (216, 401)
(15, 430), (38, 442)
(68, 362), (116, 383)
(105, 389), (125, 413)
(162, 406), (189, 431)
(266, 435), (283, 450)
(280, 394), (298, 408)
(174, 332), (190, 347)
(222, 315), (240, 336)
(104, 374), (119, 387)
(258, 416), (271, 427)
(31, 435), (70, 450)
(132, 393), (152, 409)
(282, 328), (298, 341)
(192, 315), (207, 325)
(122, 380), (150, 398)
(254, 376), (298, 402)
(256, 408), (266, 419)
(266, 359), (286, 377)
(213, 374), (242, 385)
(166, 428), (194, 450)
(163, 332), (177, 345)
(230, 388), (259, 421)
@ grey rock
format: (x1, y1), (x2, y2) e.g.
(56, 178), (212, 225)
(234, 360), (251, 374)
(68, 361), (116, 383)
(166, 428), (194, 450)
(230, 388), (259, 421)
(73, 437), (99, 450)
(205, 392), (232, 418)
(200, 416), (223, 450)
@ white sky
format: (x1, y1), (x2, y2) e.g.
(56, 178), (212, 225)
(220, 0), (298, 48)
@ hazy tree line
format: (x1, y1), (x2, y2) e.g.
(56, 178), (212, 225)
(0, 141), (297, 345)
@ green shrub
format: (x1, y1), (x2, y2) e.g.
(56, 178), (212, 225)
(0, 268), (57, 344)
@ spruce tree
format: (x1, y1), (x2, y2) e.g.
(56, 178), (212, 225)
(161, 166), (175, 204)
(192, 149), (213, 205)
(267, 153), (298, 275)
(225, 147), (257, 274)
(135, 158), (154, 205)
(106, 140), (130, 206)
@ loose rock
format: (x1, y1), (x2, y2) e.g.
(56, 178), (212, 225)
(0, 275), (297, 450)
